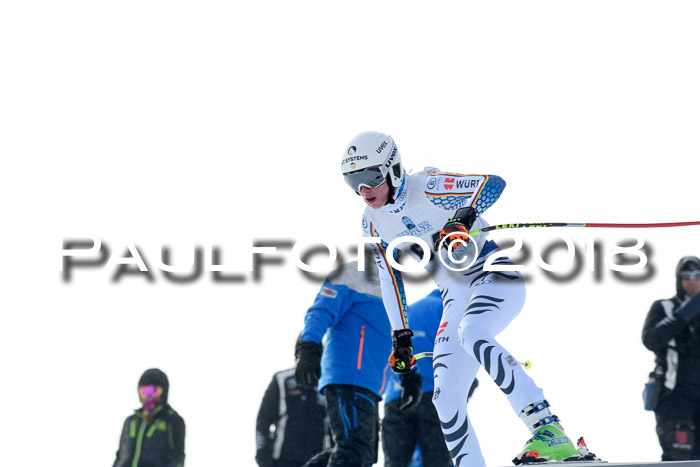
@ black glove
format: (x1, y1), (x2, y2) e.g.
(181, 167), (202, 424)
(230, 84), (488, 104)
(295, 340), (322, 388)
(399, 371), (423, 412)
(677, 294), (700, 323)
(389, 329), (416, 374)
(435, 207), (477, 251)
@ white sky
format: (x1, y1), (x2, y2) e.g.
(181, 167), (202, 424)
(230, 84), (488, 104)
(1, 1), (699, 465)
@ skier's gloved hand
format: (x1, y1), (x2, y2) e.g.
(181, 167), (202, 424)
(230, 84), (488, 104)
(295, 340), (323, 388)
(399, 371), (423, 412)
(389, 329), (416, 374)
(677, 294), (700, 323)
(435, 207), (477, 251)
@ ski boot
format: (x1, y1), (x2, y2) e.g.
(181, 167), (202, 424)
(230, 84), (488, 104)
(512, 400), (579, 464)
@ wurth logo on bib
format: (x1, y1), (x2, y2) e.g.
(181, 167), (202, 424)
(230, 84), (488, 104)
(456, 179), (479, 189)
(443, 177), (455, 190)
(435, 321), (449, 344)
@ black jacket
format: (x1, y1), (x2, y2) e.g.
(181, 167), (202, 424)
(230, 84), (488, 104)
(256, 368), (329, 466)
(114, 404), (185, 467)
(642, 257), (700, 399)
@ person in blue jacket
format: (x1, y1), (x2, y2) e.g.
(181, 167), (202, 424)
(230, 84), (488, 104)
(382, 289), (478, 467)
(295, 261), (392, 467)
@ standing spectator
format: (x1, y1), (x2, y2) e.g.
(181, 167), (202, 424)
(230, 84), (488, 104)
(643, 256), (700, 460)
(114, 368), (185, 467)
(295, 261), (392, 467)
(256, 353), (330, 467)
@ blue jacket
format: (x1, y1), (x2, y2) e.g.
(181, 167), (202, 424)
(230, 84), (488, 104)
(301, 266), (393, 397)
(384, 289), (443, 403)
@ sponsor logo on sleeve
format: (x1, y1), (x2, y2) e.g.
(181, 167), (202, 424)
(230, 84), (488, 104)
(320, 287), (338, 298)
(456, 179), (479, 189)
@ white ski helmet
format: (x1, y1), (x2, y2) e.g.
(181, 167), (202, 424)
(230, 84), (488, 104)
(341, 131), (404, 201)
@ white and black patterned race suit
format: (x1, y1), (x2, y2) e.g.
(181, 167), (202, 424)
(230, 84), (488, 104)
(362, 168), (547, 467)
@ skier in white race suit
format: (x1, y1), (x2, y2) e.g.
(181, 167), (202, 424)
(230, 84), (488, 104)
(340, 131), (582, 467)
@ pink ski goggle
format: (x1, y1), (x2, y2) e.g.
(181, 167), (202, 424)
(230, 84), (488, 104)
(138, 385), (163, 401)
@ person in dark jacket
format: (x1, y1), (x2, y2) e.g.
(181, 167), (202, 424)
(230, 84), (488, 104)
(114, 368), (185, 467)
(642, 256), (700, 460)
(256, 352), (330, 467)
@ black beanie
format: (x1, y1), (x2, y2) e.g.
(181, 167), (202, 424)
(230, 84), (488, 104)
(138, 368), (169, 403)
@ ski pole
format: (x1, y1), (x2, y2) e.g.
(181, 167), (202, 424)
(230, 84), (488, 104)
(468, 220), (700, 237)
(414, 352), (532, 369)
(414, 352), (433, 360)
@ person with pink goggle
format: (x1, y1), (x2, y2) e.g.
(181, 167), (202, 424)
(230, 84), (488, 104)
(113, 368), (186, 467)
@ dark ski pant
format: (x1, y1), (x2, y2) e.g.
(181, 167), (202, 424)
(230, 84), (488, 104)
(655, 390), (700, 460)
(304, 385), (380, 467)
(382, 393), (452, 467)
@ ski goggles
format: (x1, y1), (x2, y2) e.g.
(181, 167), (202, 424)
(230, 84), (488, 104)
(343, 167), (386, 192)
(680, 271), (700, 280)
